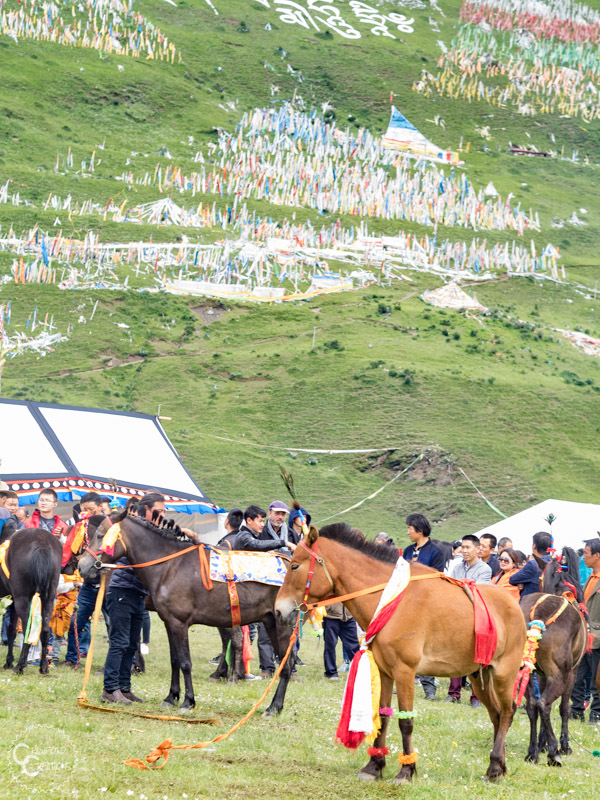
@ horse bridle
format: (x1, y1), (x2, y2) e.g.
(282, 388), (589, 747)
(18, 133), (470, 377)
(295, 538), (335, 613)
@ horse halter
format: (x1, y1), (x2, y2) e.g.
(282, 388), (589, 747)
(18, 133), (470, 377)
(295, 538), (335, 613)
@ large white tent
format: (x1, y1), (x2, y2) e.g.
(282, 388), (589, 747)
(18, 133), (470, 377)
(0, 399), (218, 514)
(474, 499), (600, 554)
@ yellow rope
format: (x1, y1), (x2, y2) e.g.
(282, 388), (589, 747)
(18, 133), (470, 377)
(125, 619), (300, 769)
(76, 571), (221, 725)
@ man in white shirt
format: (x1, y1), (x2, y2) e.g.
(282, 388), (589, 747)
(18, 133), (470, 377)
(449, 535), (492, 584)
(446, 535), (491, 706)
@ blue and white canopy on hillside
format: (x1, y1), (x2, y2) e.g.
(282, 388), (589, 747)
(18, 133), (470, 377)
(0, 399), (217, 513)
(382, 106), (460, 164)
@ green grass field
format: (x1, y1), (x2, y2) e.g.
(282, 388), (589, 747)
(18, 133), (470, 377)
(0, 617), (598, 800)
(1, 1), (599, 544)
(1, 5), (600, 794)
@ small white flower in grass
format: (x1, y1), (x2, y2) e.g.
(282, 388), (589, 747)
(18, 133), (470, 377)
(100, 790), (107, 794)
(126, 792), (134, 797)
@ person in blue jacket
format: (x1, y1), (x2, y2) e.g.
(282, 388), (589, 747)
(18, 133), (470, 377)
(402, 513), (444, 700)
(402, 513), (445, 572)
(509, 531), (553, 597)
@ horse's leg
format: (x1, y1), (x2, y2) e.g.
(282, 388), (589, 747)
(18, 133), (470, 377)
(161, 622), (182, 706)
(3, 603), (16, 669)
(537, 672), (566, 766)
(230, 626), (245, 682)
(475, 667), (516, 781)
(392, 666), (417, 784)
(263, 614), (294, 717)
(172, 622), (195, 711)
(38, 595), (52, 676)
(471, 669), (500, 738)
(525, 680), (540, 763)
(359, 672), (393, 781)
(558, 669), (576, 756)
(210, 628), (230, 682)
(12, 596), (33, 674)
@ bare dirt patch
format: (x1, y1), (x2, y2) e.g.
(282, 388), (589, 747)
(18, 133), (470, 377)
(363, 446), (458, 486)
(191, 304), (227, 324)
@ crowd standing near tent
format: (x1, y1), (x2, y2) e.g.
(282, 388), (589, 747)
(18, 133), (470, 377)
(0, 484), (599, 724)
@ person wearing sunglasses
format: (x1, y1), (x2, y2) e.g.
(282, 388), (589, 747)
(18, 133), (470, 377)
(491, 548), (521, 601)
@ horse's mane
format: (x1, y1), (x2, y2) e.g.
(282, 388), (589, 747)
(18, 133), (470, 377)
(542, 548), (583, 603)
(123, 511), (190, 543)
(319, 522), (399, 564)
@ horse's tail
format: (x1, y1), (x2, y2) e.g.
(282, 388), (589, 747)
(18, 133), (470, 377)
(30, 544), (59, 599)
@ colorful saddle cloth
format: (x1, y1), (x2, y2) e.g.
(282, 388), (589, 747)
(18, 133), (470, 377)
(209, 549), (288, 586)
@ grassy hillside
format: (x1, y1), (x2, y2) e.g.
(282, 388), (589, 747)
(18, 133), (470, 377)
(1, 0), (600, 543)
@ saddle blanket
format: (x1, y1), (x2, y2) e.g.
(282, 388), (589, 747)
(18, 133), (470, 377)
(209, 550), (288, 586)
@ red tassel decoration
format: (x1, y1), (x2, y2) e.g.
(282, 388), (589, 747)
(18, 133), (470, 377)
(335, 651), (366, 749)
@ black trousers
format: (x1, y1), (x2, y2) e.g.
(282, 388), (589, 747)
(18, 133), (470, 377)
(257, 622), (275, 672)
(104, 588), (145, 693)
(323, 617), (359, 677)
(570, 649), (600, 716)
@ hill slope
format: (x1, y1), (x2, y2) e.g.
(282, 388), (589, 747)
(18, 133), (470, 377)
(1, 0), (599, 541)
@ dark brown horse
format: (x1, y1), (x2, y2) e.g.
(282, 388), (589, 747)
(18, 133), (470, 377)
(275, 523), (526, 783)
(78, 512), (296, 714)
(519, 548), (587, 766)
(0, 524), (62, 674)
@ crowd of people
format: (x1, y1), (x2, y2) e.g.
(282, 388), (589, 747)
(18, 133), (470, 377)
(0, 487), (598, 722)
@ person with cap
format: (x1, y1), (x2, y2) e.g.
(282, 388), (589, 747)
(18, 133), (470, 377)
(288, 506), (311, 544)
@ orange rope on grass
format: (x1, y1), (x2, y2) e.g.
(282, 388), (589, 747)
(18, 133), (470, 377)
(77, 571), (220, 724)
(124, 618), (301, 770)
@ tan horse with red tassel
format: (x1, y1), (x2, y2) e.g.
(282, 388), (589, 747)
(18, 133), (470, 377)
(275, 521), (527, 784)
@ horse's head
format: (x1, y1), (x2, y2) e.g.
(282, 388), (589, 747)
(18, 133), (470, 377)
(78, 513), (127, 580)
(541, 547), (583, 602)
(275, 524), (336, 625)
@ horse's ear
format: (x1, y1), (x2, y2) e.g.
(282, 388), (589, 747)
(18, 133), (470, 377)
(307, 525), (319, 546)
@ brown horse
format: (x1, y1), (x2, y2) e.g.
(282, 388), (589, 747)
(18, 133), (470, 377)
(78, 511), (296, 714)
(275, 523), (526, 783)
(0, 526), (62, 674)
(519, 548), (587, 766)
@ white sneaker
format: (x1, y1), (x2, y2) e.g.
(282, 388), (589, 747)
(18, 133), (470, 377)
(140, 644), (149, 655)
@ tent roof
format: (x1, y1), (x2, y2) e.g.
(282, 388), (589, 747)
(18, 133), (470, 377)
(0, 399), (217, 513)
(474, 499), (600, 554)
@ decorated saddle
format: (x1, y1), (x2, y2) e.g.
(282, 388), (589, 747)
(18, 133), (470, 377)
(209, 549), (289, 587)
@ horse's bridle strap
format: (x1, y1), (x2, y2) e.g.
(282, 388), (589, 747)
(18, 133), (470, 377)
(301, 571), (442, 611)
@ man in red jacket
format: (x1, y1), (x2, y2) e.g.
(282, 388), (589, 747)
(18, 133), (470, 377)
(26, 488), (69, 540)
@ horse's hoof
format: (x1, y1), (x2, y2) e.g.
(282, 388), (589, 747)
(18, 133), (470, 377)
(524, 754), (538, 764)
(3, 663), (12, 670)
(558, 747), (572, 756)
(161, 699), (176, 707)
(178, 706), (192, 715)
(547, 755), (562, 767)
(358, 770), (380, 781)
(483, 773), (504, 784)
(262, 707), (279, 718)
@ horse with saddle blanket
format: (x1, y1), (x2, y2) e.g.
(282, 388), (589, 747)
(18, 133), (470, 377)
(78, 509), (297, 715)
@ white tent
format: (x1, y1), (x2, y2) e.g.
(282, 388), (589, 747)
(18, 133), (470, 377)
(474, 499), (600, 554)
(0, 399), (218, 513)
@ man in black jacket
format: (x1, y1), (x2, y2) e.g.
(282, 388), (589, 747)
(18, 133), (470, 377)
(217, 508), (244, 550)
(235, 504), (296, 676)
(101, 493), (163, 705)
(234, 505), (296, 554)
